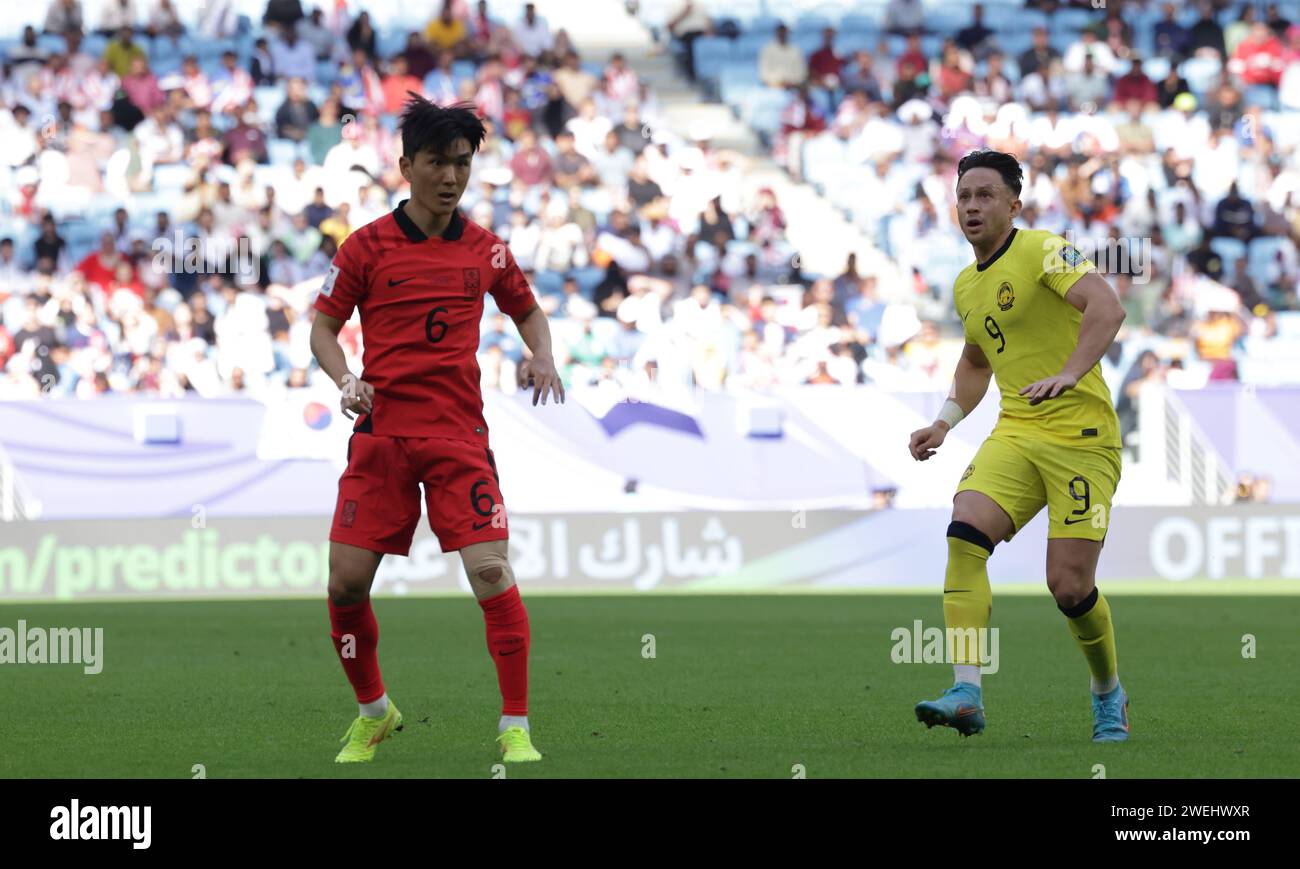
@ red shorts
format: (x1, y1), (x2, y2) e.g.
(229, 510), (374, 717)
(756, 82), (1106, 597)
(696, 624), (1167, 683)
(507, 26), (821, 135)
(329, 434), (509, 555)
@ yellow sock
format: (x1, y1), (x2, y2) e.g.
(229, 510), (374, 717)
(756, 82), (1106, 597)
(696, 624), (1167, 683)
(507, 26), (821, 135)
(944, 523), (994, 674)
(1061, 588), (1119, 694)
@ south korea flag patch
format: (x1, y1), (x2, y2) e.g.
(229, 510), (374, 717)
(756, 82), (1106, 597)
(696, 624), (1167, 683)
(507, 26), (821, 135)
(320, 264), (340, 297)
(1059, 244), (1087, 268)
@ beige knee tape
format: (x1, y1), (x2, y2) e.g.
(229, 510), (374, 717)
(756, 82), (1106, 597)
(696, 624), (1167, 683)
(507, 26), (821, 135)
(467, 551), (514, 589)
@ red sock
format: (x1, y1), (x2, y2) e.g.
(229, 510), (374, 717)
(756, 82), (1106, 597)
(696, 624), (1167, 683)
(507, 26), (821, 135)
(479, 585), (529, 716)
(328, 598), (385, 704)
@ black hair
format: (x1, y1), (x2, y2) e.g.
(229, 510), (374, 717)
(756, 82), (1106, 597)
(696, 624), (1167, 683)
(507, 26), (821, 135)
(956, 149), (1023, 197)
(398, 95), (486, 161)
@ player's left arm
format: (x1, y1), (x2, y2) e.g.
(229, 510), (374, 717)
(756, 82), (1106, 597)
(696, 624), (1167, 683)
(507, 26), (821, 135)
(1020, 271), (1127, 406)
(488, 242), (566, 407)
(513, 305), (565, 406)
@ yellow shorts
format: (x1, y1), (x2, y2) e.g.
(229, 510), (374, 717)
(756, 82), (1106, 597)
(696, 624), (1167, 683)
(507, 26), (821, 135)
(955, 432), (1121, 542)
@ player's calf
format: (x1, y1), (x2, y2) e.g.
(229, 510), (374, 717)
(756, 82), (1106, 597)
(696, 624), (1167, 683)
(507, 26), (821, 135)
(917, 511), (999, 738)
(325, 540), (397, 761)
(461, 542), (540, 760)
(1050, 538), (1124, 742)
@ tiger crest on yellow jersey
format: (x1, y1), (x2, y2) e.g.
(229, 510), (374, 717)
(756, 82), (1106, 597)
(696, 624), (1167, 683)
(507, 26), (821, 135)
(996, 281), (1014, 311)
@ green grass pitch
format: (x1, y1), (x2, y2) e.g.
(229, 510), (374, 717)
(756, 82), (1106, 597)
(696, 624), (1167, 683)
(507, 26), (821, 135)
(4, 594), (1297, 778)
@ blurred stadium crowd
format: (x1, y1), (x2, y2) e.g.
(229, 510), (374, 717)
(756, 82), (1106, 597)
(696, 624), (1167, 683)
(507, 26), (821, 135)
(1, 0), (1299, 453)
(661, 1), (1300, 379)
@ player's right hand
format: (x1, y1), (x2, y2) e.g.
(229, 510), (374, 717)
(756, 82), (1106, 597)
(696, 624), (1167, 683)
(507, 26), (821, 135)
(909, 423), (949, 461)
(339, 373), (374, 419)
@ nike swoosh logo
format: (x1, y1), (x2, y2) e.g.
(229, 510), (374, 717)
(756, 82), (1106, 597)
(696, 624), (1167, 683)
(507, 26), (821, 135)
(943, 589), (971, 594)
(497, 648), (522, 657)
(388, 277), (414, 287)
(1062, 517), (1092, 525)
(471, 520), (494, 530)
(367, 718), (395, 746)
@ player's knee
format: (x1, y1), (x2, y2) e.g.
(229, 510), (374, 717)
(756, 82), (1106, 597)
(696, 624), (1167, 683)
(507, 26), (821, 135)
(952, 491), (1015, 542)
(947, 507), (1000, 553)
(327, 567), (369, 605)
(1046, 564), (1092, 607)
(469, 552), (515, 592)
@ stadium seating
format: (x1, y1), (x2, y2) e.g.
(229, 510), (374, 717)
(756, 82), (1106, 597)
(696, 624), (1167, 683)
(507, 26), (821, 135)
(1, 0), (1298, 417)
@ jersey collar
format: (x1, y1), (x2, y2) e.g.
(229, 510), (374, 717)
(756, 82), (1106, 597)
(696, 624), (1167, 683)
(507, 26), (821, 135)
(393, 199), (465, 242)
(975, 227), (1018, 272)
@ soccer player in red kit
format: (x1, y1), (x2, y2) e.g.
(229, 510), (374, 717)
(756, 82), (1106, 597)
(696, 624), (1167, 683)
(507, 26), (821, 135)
(310, 97), (564, 764)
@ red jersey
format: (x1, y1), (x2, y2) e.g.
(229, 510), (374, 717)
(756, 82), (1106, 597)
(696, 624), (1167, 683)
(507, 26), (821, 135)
(313, 202), (538, 440)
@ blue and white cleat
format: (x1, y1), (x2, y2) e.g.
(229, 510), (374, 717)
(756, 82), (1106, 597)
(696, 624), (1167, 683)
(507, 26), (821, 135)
(1091, 684), (1130, 742)
(915, 683), (985, 736)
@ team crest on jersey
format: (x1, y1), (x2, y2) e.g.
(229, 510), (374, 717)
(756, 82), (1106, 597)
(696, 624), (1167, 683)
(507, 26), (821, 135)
(961, 464), (975, 481)
(997, 281), (1014, 311)
(463, 267), (480, 298)
(1060, 244), (1086, 268)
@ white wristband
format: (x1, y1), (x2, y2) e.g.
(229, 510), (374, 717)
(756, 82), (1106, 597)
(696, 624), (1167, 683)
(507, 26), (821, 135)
(937, 399), (965, 429)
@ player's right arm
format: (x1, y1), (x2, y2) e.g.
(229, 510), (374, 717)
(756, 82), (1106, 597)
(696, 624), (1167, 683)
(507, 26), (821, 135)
(310, 310), (372, 418)
(909, 341), (993, 461)
(310, 238), (372, 418)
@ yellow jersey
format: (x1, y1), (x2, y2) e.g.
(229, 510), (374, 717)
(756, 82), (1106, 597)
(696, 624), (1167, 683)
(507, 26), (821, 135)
(952, 227), (1121, 448)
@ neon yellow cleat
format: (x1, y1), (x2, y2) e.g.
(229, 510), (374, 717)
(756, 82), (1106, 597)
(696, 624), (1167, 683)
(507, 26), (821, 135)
(496, 726), (542, 762)
(334, 701), (403, 763)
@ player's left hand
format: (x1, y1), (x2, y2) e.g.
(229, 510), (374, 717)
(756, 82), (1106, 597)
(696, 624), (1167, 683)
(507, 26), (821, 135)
(1020, 373), (1077, 405)
(520, 356), (565, 406)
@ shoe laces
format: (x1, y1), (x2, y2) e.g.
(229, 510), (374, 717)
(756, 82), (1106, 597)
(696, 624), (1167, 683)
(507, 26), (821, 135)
(496, 726), (530, 749)
(341, 714), (381, 744)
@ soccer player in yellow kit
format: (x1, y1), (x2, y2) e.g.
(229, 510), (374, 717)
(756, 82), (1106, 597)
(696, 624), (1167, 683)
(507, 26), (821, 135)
(908, 150), (1131, 742)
